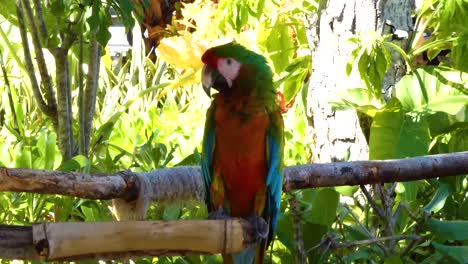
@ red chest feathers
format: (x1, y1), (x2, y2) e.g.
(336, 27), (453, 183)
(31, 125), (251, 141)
(213, 97), (270, 216)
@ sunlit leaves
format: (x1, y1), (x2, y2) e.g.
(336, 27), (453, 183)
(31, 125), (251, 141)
(347, 32), (392, 100)
(427, 0), (468, 33)
(157, 35), (206, 70)
(258, 15), (295, 73)
(395, 67), (468, 115)
(452, 31), (468, 72)
(216, 0), (266, 33)
(414, 0), (468, 71)
(275, 56), (311, 103)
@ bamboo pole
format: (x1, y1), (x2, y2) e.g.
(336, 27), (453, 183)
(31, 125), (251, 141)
(1, 219), (255, 261)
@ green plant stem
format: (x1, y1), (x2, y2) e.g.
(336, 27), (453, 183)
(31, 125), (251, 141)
(21, 0), (57, 113)
(411, 37), (457, 57)
(0, 53), (20, 133)
(384, 41), (412, 71)
(54, 49), (74, 160)
(78, 32), (85, 155)
(82, 34), (101, 156)
(15, 0), (56, 120)
(32, 0), (48, 43)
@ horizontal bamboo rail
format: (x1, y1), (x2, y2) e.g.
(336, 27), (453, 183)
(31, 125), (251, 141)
(1, 219), (254, 261)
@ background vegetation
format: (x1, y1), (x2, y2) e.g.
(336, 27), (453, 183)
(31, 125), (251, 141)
(0, 0), (467, 263)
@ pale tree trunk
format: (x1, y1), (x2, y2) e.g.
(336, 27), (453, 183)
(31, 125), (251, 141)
(305, 0), (415, 257)
(306, 0), (413, 163)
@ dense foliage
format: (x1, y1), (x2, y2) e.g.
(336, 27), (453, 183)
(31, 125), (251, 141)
(0, 0), (467, 263)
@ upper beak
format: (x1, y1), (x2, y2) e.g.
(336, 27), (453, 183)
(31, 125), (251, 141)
(201, 64), (229, 97)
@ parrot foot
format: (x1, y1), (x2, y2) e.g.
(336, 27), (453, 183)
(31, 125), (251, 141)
(208, 206), (230, 220)
(246, 215), (269, 241)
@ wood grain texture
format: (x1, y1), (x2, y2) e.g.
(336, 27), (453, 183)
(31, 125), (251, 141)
(1, 219), (255, 261)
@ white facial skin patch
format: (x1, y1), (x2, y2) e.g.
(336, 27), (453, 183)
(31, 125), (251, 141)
(217, 57), (241, 87)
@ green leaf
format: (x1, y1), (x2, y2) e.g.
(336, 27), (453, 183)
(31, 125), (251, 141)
(258, 16), (294, 73)
(427, 218), (468, 241)
(57, 155), (88, 172)
(96, 8), (112, 47)
(424, 183), (453, 214)
(346, 248), (372, 262)
(248, 0), (265, 20)
(432, 242), (468, 264)
(335, 185), (359, 196)
(37, 129), (57, 170)
(448, 128), (468, 152)
(303, 222), (328, 263)
(86, 2), (100, 33)
(281, 56), (311, 103)
(396, 181), (422, 201)
(163, 203), (181, 220)
(369, 110), (402, 159)
(452, 31), (468, 72)
(384, 256), (403, 264)
(15, 145), (32, 169)
(395, 67), (468, 115)
(81, 205), (97, 221)
(369, 110), (430, 159)
(50, 0), (66, 18)
(276, 213), (294, 251)
(397, 115), (430, 157)
(305, 188), (339, 228)
(0, 0), (17, 24)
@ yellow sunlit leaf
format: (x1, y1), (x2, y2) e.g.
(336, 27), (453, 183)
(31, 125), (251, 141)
(102, 46), (113, 69)
(156, 35), (207, 70)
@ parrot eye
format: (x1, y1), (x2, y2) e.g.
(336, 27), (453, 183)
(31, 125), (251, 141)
(217, 57), (241, 87)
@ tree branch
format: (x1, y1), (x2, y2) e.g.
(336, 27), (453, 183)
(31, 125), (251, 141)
(0, 152), (466, 202)
(360, 185), (385, 219)
(283, 151), (468, 191)
(329, 234), (421, 249)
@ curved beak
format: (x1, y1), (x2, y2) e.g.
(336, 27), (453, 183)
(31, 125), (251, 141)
(201, 64), (229, 97)
(201, 64), (214, 97)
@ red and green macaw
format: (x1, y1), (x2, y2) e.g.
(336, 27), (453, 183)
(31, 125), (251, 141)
(201, 42), (284, 264)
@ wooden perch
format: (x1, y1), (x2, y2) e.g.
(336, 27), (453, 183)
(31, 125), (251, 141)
(0, 152), (467, 203)
(1, 219), (255, 261)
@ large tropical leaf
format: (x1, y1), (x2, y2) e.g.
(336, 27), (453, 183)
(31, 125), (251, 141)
(395, 67), (468, 115)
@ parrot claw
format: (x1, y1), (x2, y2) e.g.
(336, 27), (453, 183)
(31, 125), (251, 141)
(247, 215), (269, 241)
(208, 206), (230, 220)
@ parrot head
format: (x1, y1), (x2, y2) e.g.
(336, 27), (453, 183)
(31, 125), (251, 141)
(201, 42), (276, 105)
